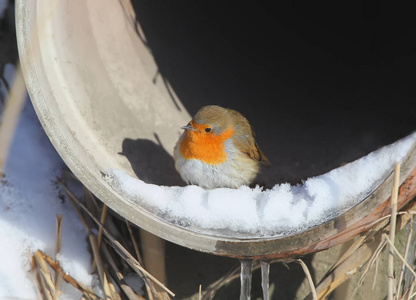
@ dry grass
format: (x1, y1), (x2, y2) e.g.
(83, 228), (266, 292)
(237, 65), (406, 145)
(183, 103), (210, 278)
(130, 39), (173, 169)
(29, 172), (174, 300)
(61, 175), (173, 299)
(54, 214), (63, 300)
(28, 165), (416, 299)
(32, 250), (102, 300)
(388, 164), (401, 300)
(296, 259), (318, 300)
(304, 163), (416, 300)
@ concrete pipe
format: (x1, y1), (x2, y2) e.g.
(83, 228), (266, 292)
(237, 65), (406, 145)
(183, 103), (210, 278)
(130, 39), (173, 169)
(16, 0), (416, 258)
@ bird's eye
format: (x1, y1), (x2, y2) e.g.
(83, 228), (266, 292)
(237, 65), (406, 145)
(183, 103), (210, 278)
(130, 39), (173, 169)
(205, 128), (212, 133)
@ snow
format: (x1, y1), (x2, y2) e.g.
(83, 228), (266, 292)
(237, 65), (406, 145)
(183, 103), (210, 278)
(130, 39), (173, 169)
(1, 0), (415, 290)
(105, 132), (416, 238)
(0, 100), (96, 299)
(3, 96), (413, 298)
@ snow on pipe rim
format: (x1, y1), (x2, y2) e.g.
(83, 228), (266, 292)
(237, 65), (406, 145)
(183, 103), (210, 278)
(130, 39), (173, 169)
(16, 0), (416, 258)
(104, 133), (416, 240)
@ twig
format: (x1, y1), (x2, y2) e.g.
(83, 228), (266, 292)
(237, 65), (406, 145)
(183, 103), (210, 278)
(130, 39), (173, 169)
(397, 222), (413, 298)
(372, 252), (382, 291)
(327, 235), (368, 275)
(384, 234), (416, 278)
(98, 205), (108, 247)
(62, 178), (155, 299)
(92, 204), (108, 272)
(308, 198), (416, 300)
(59, 180), (175, 297)
(35, 251), (56, 295)
(60, 180), (115, 299)
(108, 280), (121, 300)
(406, 279), (416, 300)
(84, 186), (99, 216)
(63, 186), (90, 232)
(306, 232), (381, 300)
(54, 214), (63, 300)
(31, 255), (49, 300)
(54, 214), (63, 257)
(388, 163), (401, 300)
(296, 259), (318, 300)
(126, 221), (154, 300)
(404, 217), (416, 298)
(357, 238), (387, 288)
(40, 250), (102, 300)
(89, 233), (114, 299)
(357, 211), (416, 233)
(126, 221), (144, 266)
(101, 245), (144, 300)
(32, 251), (54, 300)
(313, 201), (416, 300)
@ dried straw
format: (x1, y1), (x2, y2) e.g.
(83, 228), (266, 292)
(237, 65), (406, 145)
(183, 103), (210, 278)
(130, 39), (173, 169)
(59, 179), (174, 298)
(40, 250), (102, 300)
(54, 214), (63, 300)
(296, 259), (318, 300)
(388, 163), (401, 300)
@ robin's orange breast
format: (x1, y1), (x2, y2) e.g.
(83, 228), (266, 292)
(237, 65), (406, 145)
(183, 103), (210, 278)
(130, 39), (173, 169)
(179, 124), (234, 165)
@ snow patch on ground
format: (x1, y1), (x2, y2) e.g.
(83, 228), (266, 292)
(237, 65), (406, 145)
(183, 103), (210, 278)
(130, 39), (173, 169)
(0, 101), (95, 299)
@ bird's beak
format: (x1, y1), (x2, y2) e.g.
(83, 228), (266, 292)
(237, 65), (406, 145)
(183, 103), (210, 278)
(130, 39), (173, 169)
(181, 124), (197, 131)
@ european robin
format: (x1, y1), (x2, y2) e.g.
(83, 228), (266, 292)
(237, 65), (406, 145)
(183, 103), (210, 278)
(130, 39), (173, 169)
(174, 105), (269, 189)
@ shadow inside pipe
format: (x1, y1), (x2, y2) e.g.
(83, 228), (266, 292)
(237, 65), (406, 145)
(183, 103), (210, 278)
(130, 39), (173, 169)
(119, 135), (273, 188)
(129, 0), (416, 185)
(119, 135), (185, 186)
(124, 3), (416, 297)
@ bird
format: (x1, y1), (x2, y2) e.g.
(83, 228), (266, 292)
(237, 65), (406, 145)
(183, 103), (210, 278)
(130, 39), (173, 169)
(174, 105), (269, 189)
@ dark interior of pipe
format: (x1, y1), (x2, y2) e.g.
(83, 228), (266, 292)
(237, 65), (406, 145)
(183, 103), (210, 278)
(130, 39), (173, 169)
(131, 0), (416, 187)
